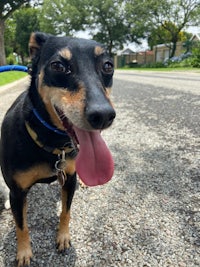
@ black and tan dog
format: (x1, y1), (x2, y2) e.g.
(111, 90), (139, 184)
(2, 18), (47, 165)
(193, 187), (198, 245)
(0, 32), (116, 266)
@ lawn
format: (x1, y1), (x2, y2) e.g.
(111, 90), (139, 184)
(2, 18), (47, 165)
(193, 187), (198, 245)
(0, 71), (27, 86)
(118, 66), (200, 72)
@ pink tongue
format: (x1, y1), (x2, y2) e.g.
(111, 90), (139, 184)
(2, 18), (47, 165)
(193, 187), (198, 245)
(73, 127), (114, 186)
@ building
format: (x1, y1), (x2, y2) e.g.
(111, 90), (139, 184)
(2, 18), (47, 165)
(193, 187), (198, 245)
(153, 41), (184, 62)
(153, 34), (200, 62)
(190, 33), (200, 42)
(114, 48), (154, 68)
(114, 33), (200, 67)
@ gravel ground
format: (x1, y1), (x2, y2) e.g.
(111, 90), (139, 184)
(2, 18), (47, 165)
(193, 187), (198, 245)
(0, 71), (200, 266)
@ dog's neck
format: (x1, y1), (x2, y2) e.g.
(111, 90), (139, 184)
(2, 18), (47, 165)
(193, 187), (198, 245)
(24, 81), (78, 157)
(32, 108), (68, 137)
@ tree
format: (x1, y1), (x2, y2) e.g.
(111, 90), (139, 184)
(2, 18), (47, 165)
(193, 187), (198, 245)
(14, 8), (40, 63)
(39, 0), (129, 56)
(153, 0), (200, 57)
(125, 0), (200, 57)
(0, 1), (41, 65)
(39, 0), (89, 35)
(148, 22), (192, 51)
(124, 0), (155, 44)
(0, 0), (32, 65)
(87, 0), (128, 55)
(4, 17), (16, 59)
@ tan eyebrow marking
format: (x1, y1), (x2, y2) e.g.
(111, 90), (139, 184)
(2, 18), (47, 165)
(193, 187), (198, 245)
(59, 48), (72, 60)
(94, 46), (105, 56)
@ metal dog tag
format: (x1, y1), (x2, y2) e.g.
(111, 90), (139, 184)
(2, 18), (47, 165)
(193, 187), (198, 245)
(57, 170), (66, 186)
(55, 150), (67, 186)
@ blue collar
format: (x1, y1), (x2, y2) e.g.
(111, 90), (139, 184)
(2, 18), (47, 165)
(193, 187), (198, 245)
(32, 108), (68, 136)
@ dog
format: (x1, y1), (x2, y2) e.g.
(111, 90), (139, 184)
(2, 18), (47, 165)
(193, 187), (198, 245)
(0, 32), (116, 266)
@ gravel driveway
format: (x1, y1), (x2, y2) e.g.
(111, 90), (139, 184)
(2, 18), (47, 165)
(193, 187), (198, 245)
(0, 70), (200, 267)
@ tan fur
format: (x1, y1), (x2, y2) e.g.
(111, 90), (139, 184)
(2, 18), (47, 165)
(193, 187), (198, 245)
(13, 164), (54, 190)
(59, 48), (72, 60)
(38, 80), (88, 130)
(65, 159), (75, 175)
(14, 159), (76, 190)
(94, 46), (104, 56)
(57, 189), (71, 250)
(29, 33), (41, 59)
(15, 201), (33, 267)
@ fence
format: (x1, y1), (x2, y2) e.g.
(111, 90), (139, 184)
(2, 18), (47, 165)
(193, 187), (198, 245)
(114, 42), (186, 68)
(114, 51), (154, 68)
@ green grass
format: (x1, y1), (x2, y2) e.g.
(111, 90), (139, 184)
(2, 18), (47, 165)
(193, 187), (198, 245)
(0, 71), (27, 86)
(117, 66), (200, 72)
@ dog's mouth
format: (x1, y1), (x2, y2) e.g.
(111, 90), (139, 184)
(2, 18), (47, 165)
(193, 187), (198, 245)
(54, 106), (114, 186)
(54, 106), (79, 145)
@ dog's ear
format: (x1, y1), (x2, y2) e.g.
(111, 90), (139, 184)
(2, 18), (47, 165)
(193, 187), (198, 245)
(29, 32), (50, 60)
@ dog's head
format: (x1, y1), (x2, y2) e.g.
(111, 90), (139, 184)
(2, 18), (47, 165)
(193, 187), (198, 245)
(29, 32), (116, 186)
(29, 32), (115, 132)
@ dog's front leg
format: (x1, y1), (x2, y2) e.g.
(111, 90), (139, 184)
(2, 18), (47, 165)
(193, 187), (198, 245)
(57, 171), (77, 251)
(10, 188), (33, 267)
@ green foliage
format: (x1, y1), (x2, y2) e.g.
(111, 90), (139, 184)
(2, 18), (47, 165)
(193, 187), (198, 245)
(4, 7), (40, 64)
(39, 0), (127, 56)
(125, 0), (200, 57)
(148, 23), (192, 50)
(124, 0), (154, 42)
(0, 0), (41, 65)
(6, 54), (17, 65)
(164, 43), (200, 68)
(167, 59), (191, 68)
(141, 62), (166, 68)
(88, 0), (128, 55)
(39, 0), (89, 35)
(0, 1), (31, 19)
(4, 17), (16, 55)
(2, 0), (200, 64)
(189, 43), (200, 67)
(14, 8), (40, 62)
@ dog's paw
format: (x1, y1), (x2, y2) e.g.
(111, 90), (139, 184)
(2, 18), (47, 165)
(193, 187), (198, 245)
(56, 232), (71, 252)
(17, 247), (33, 267)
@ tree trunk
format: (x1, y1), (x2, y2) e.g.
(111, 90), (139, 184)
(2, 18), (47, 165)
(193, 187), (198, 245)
(0, 19), (6, 66)
(108, 39), (113, 57)
(170, 41), (177, 58)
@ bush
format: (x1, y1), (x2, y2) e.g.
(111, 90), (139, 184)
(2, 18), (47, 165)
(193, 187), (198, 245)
(126, 62), (166, 68)
(6, 54), (17, 65)
(167, 58), (192, 68)
(190, 58), (200, 68)
(142, 62), (166, 68)
(189, 43), (200, 68)
(166, 46), (200, 68)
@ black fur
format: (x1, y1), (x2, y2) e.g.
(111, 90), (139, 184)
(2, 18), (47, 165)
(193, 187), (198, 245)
(0, 32), (115, 266)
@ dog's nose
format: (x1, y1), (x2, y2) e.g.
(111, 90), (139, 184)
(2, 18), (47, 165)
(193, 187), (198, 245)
(86, 105), (116, 129)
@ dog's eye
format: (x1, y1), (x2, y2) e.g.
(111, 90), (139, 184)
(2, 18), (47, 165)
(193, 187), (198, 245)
(51, 62), (71, 74)
(51, 62), (65, 72)
(102, 61), (114, 74)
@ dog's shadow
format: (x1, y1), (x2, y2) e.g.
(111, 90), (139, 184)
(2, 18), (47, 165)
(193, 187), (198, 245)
(2, 183), (77, 267)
